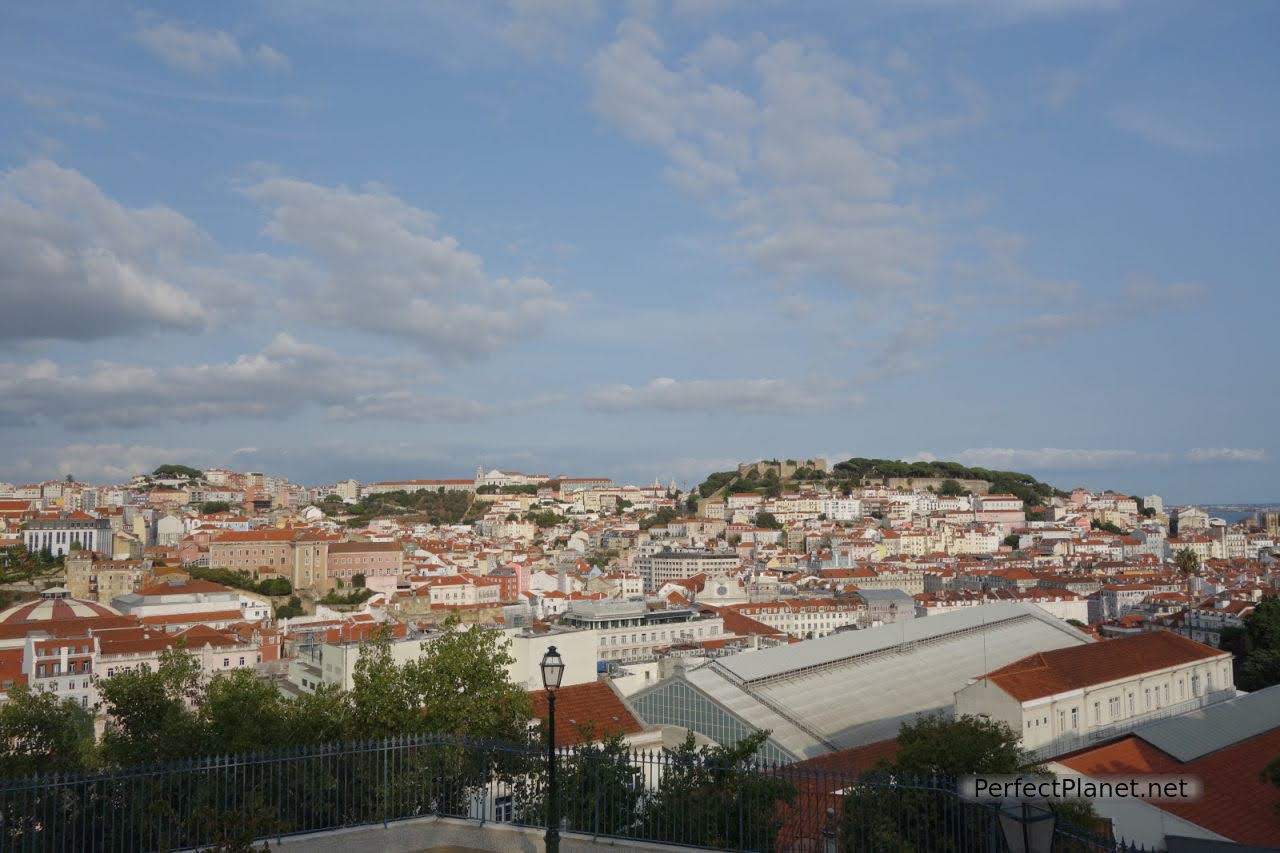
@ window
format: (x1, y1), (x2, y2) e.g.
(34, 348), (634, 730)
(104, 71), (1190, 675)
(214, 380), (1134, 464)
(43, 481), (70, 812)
(1093, 702), (1100, 724)
(223, 658), (230, 668)
(1144, 689), (1151, 710)
(1128, 694), (1135, 715)
(494, 796), (514, 823)
(1057, 710), (1065, 731)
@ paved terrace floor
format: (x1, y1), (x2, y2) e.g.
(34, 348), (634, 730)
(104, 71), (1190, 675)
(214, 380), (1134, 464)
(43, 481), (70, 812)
(271, 816), (701, 853)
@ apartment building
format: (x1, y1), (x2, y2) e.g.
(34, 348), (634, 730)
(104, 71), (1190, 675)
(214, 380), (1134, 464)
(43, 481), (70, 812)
(632, 549), (739, 592)
(560, 600), (725, 662)
(722, 597), (862, 639)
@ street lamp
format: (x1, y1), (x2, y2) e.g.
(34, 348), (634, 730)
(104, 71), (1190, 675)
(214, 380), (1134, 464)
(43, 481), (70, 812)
(540, 646), (565, 853)
(998, 801), (1057, 853)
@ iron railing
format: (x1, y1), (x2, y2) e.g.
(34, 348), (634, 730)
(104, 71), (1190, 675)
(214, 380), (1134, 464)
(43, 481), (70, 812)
(0, 734), (1149, 852)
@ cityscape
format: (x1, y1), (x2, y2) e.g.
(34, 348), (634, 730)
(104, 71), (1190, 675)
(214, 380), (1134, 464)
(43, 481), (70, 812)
(2, 2), (1278, 852)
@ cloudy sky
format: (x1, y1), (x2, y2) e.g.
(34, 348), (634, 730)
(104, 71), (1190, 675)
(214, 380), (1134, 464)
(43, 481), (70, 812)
(1, 1), (1276, 501)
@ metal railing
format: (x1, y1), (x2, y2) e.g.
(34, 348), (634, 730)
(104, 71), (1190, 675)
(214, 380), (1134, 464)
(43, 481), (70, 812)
(0, 734), (1148, 852)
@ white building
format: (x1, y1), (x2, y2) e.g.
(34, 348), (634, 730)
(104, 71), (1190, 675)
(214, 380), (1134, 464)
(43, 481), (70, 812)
(955, 630), (1233, 759)
(560, 600), (725, 663)
(23, 513), (113, 557)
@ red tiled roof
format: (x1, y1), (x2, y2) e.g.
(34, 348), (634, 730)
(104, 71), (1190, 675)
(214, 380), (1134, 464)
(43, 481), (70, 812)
(139, 609), (244, 626)
(1059, 730), (1280, 848)
(983, 631), (1223, 702)
(529, 681), (644, 746)
(135, 579), (236, 596)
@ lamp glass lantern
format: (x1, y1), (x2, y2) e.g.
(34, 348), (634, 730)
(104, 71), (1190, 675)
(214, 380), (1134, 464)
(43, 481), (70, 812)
(541, 646), (565, 691)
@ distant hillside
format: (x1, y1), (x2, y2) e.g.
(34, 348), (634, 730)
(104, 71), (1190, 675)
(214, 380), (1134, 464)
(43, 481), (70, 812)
(697, 457), (1064, 506)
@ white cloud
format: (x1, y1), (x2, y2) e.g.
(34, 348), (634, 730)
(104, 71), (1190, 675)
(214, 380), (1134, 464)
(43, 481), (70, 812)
(3, 444), (213, 484)
(326, 391), (564, 422)
(17, 92), (106, 129)
(255, 44), (292, 71)
(1109, 105), (1228, 154)
(241, 175), (567, 359)
(0, 160), (212, 342)
(499, 0), (598, 57)
(1187, 448), (1268, 464)
(0, 335), (524, 430)
(951, 447), (1171, 470)
(134, 20), (290, 75)
(896, 0), (1126, 18)
(1041, 69), (1083, 108)
(585, 377), (861, 414)
(1009, 277), (1205, 344)
(590, 21), (986, 294)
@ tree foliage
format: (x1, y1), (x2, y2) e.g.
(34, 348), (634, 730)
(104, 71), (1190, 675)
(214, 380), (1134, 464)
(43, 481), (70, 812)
(645, 730), (796, 850)
(842, 714), (1095, 852)
(0, 684), (95, 776)
(1227, 597), (1280, 691)
(331, 489), (471, 527)
(99, 646), (205, 766)
(189, 566), (292, 597)
(152, 464), (202, 479)
(200, 501), (232, 514)
(755, 511), (783, 530)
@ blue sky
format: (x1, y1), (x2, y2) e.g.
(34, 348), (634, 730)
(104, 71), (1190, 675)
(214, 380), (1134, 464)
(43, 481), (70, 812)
(1, 0), (1276, 502)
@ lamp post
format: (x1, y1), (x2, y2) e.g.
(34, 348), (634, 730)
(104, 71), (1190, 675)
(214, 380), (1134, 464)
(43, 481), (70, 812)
(540, 646), (565, 853)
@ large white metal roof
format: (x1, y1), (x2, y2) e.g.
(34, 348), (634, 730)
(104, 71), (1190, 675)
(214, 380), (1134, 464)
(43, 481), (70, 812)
(684, 603), (1092, 759)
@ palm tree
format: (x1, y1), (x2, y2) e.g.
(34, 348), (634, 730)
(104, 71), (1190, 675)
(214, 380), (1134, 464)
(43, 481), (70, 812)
(1174, 547), (1201, 600)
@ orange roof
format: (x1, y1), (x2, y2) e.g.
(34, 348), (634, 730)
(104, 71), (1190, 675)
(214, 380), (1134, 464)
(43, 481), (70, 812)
(139, 609), (244, 626)
(983, 631), (1223, 702)
(213, 529), (299, 543)
(1059, 731), (1280, 848)
(135, 579), (236, 596)
(529, 681), (644, 746)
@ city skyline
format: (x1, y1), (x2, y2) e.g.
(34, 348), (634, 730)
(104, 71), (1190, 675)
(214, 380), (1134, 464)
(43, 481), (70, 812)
(2, 1), (1277, 502)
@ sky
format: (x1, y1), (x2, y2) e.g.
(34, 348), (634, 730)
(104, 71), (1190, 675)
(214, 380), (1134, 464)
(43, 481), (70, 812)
(0, 1), (1277, 503)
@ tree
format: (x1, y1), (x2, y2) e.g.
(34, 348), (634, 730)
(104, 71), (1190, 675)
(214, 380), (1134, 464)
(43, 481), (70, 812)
(1262, 754), (1280, 815)
(201, 669), (288, 754)
(755, 511), (783, 530)
(895, 713), (1029, 777)
(646, 731), (796, 850)
(0, 684), (95, 776)
(405, 619), (533, 741)
(152, 464), (201, 479)
(276, 595), (304, 618)
(1237, 649), (1280, 692)
(200, 501), (232, 514)
(1002, 534), (1020, 548)
(842, 714), (1094, 852)
(351, 573), (366, 589)
(99, 646), (205, 765)
(939, 479), (967, 497)
(1091, 519), (1124, 535)
(1175, 548), (1201, 599)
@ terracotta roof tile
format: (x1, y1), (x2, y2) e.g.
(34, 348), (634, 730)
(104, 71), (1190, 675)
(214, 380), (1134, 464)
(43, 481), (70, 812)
(530, 681), (643, 746)
(1059, 730), (1280, 848)
(984, 631), (1224, 702)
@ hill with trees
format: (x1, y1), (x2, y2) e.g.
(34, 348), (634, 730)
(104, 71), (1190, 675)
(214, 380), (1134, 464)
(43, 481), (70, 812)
(698, 456), (1064, 506)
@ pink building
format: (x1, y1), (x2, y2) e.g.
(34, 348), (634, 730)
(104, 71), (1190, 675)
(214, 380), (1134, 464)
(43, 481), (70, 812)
(326, 541), (404, 587)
